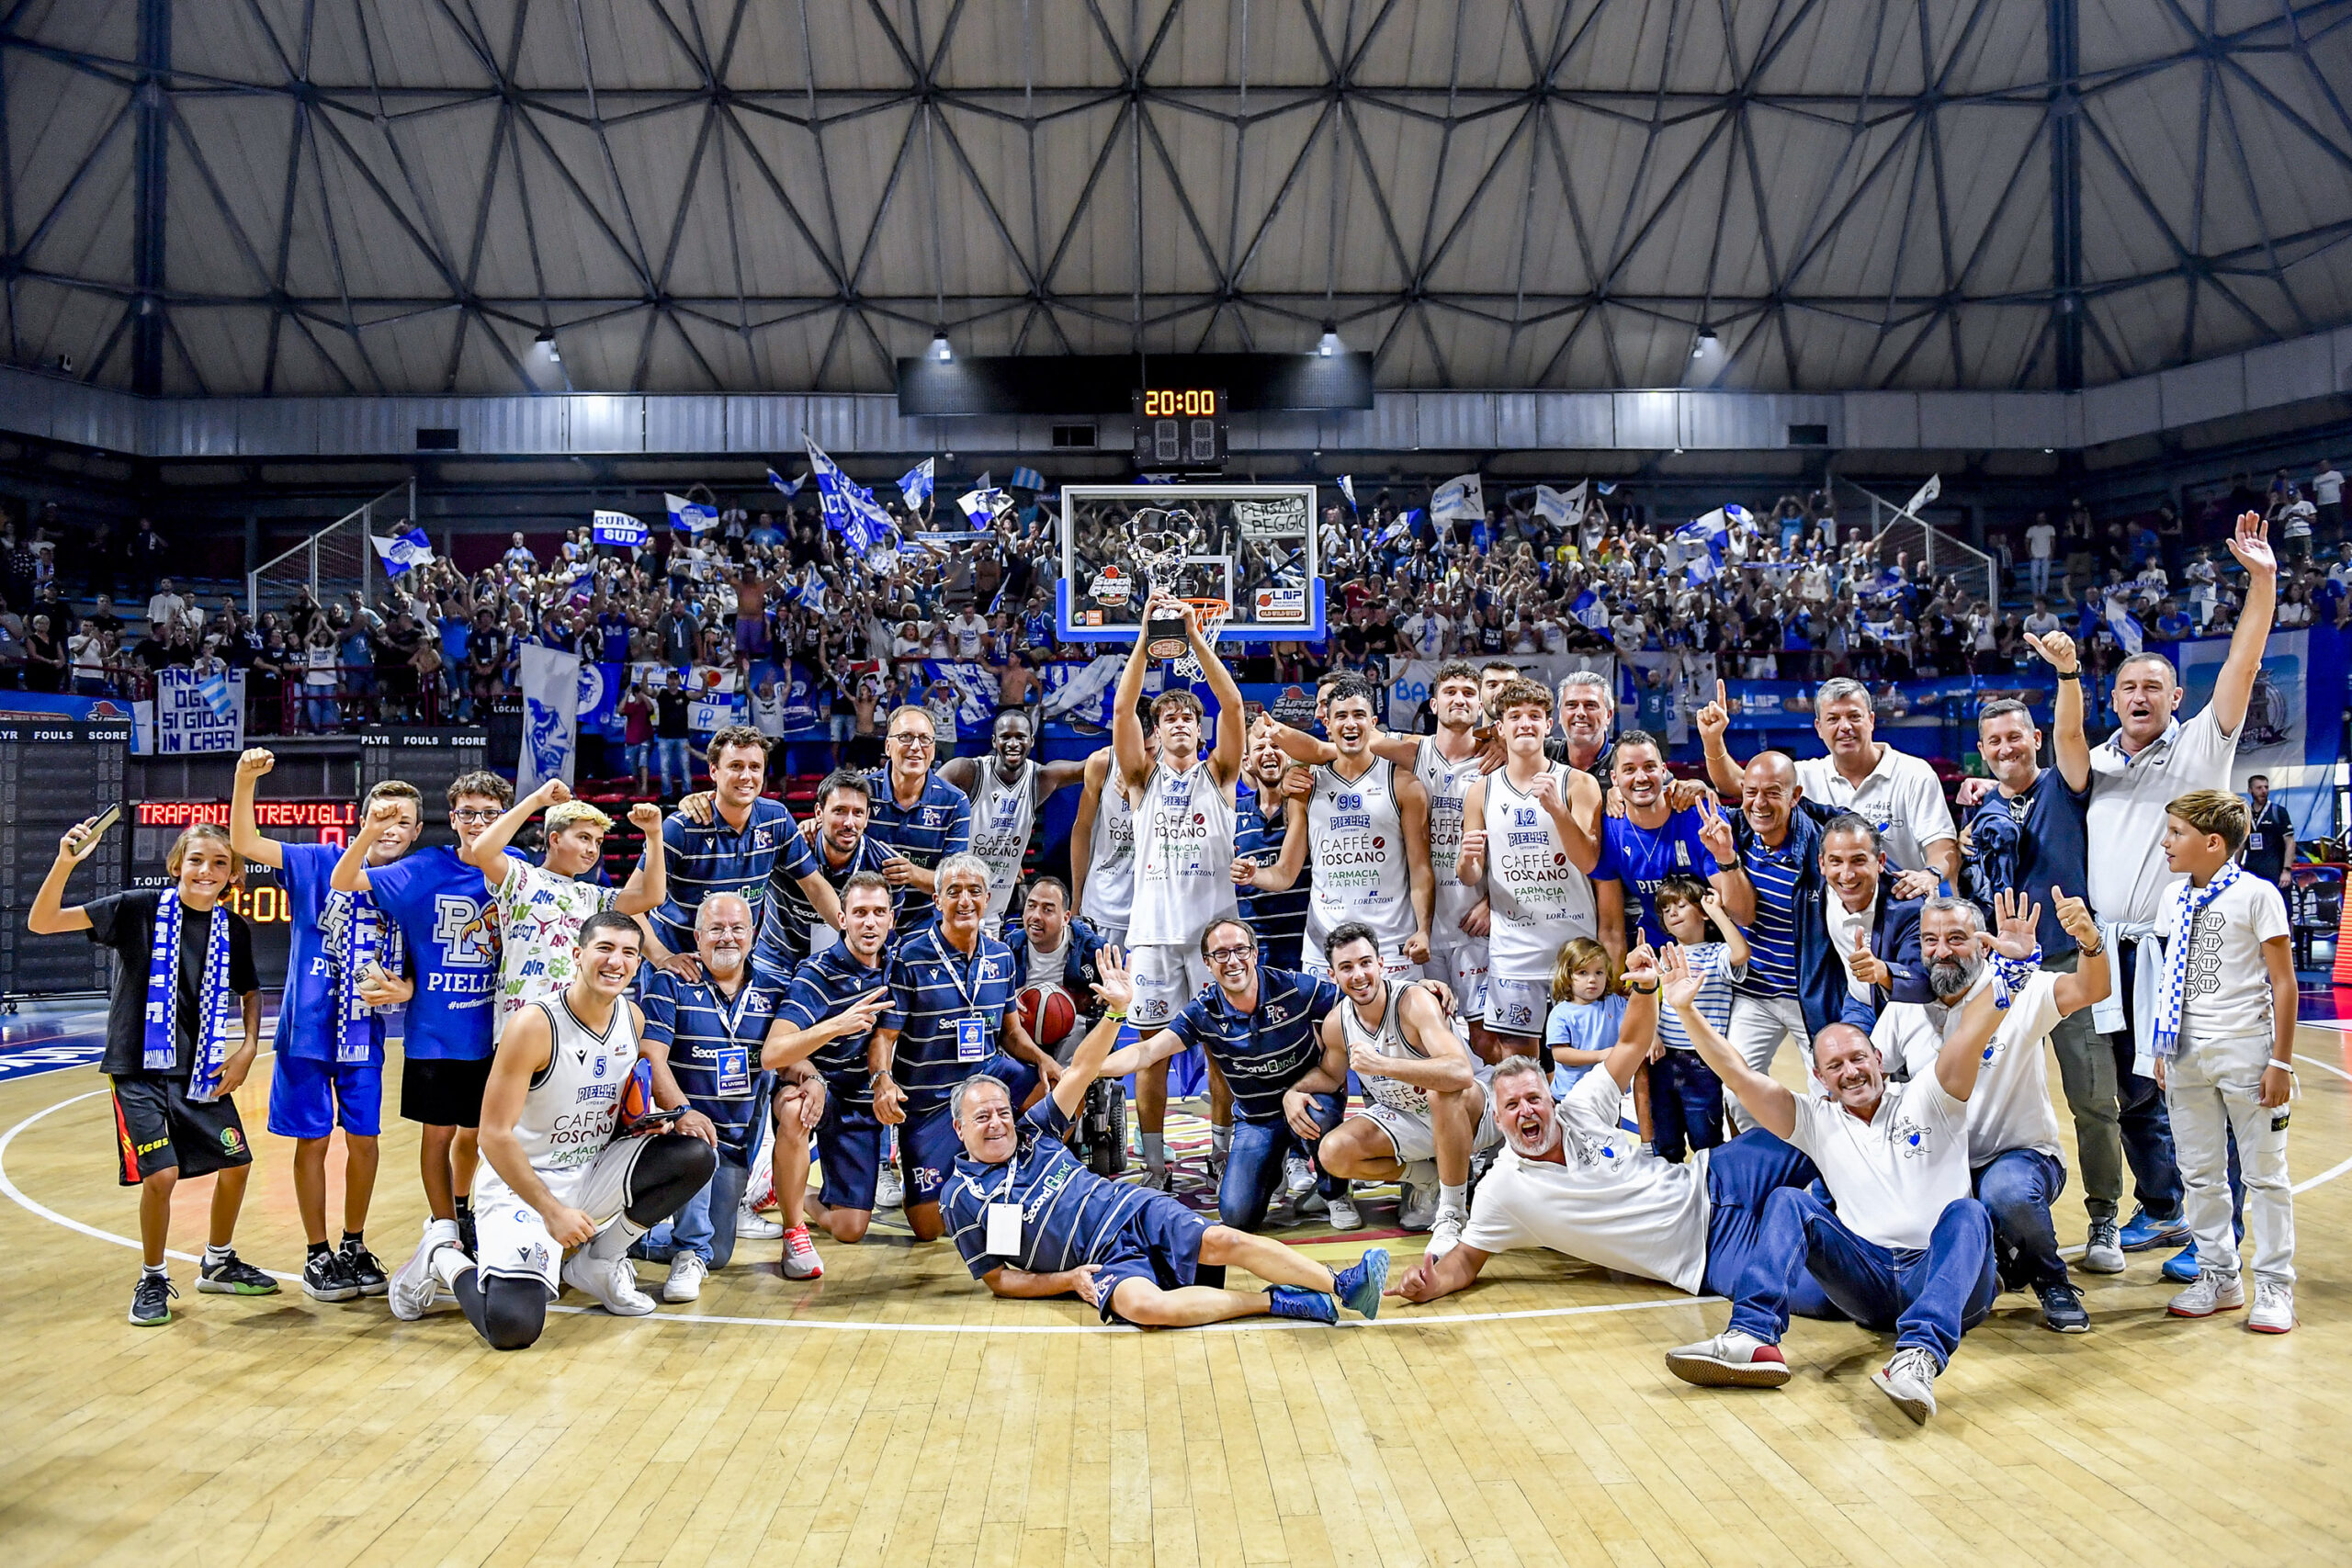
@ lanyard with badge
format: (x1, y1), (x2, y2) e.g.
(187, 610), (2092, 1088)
(986, 1143), (1024, 1257)
(707, 979), (759, 1097)
(938, 936), (991, 1064)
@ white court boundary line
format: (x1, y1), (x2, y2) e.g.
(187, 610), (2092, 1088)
(4, 1053), (2346, 1337)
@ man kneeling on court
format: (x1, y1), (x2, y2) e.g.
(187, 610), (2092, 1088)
(1385, 946), (1838, 1324)
(1657, 936), (2013, 1424)
(401, 912), (721, 1347)
(942, 949), (1391, 1327)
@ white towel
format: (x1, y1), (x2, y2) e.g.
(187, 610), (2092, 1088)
(2088, 919), (2162, 1077)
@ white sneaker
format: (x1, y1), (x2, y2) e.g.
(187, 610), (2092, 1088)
(2248, 1280), (2297, 1334)
(562, 1251), (657, 1315)
(2080, 1218), (2125, 1275)
(1665, 1328), (1790, 1388)
(1136, 1166), (1173, 1192)
(1871, 1346), (1941, 1424)
(389, 1218), (460, 1321)
(662, 1252), (707, 1303)
(2166, 1269), (2246, 1318)
(781, 1224), (824, 1280)
(1398, 1181), (1439, 1232)
(735, 1206), (785, 1241)
(1282, 1154), (1317, 1199)
(875, 1163), (905, 1212)
(1325, 1187), (1363, 1230)
(1426, 1206), (1468, 1260)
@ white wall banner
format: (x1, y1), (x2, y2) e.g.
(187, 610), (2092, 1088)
(517, 644), (581, 794)
(2179, 626), (2306, 783)
(151, 668), (246, 755)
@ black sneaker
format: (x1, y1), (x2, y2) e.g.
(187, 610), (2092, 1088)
(302, 1248), (361, 1303)
(2037, 1281), (2091, 1334)
(198, 1252), (281, 1295)
(340, 1241), (389, 1297)
(130, 1272), (178, 1326)
(457, 1211), (478, 1259)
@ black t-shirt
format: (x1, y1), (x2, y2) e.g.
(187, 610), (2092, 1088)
(85, 888), (258, 1078)
(654, 689), (693, 739)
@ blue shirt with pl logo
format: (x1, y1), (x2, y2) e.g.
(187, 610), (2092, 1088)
(1165, 968), (1343, 1124)
(1589, 808), (1723, 949)
(639, 968), (786, 1155)
(364, 844), (503, 1061)
(887, 924), (1015, 1117)
(861, 769), (973, 929)
(650, 796), (799, 954)
(775, 942), (903, 1112)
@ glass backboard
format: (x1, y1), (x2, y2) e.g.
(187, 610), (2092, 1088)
(1056, 483), (1326, 643)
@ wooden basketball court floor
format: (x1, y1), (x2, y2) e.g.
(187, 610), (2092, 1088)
(3, 1021), (2349, 1568)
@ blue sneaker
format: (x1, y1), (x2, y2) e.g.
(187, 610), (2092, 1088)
(1265, 1285), (1338, 1325)
(2118, 1207), (2189, 1252)
(1331, 1247), (1391, 1319)
(2161, 1243), (2200, 1283)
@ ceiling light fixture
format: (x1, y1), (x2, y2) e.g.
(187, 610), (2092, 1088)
(930, 328), (954, 363)
(1317, 321), (1343, 357)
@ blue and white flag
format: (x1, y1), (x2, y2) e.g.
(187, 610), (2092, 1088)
(805, 437), (895, 556)
(957, 482), (1009, 529)
(368, 526), (433, 577)
(1377, 513), (1412, 547)
(796, 566), (827, 612)
(1903, 473), (1941, 518)
(591, 509), (648, 548)
(2105, 594), (2144, 656)
(919, 660), (998, 739)
(767, 467), (804, 499)
(195, 668), (235, 723)
(516, 644), (581, 793)
(666, 492), (718, 535)
(1570, 587), (1609, 629)
(1675, 507), (1735, 584)
(1533, 480), (1587, 529)
(899, 458), (934, 510)
(1596, 479), (1618, 495)
(1430, 472), (1485, 524)
(1338, 475), (1358, 512)
(1008, 466), (1045, 492)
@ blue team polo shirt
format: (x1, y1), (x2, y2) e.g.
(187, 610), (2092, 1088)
(1590, 808), (1723, 949)
(775, 942), (901, 1111)
(650, 796), (798, 953)
(887, 924), (1014, 1116)
(757, 829), (892, 964)
(943, 1098), (1154, 1279)
(639, 967), (786, 1153)
(365, 844), (502, 1061)
(862, 769), (972, 929)
(1965, 767), (2091, 958)
(1235, 786), (1312, 962)
(1165, 968), (1342, 1124)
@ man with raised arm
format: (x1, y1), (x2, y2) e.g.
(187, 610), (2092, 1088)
(939, 709), (1090, 925)
(1112, 595), (1249, 1189)
(649, 725), (844, 973)
(1069, 720), (1148, 951)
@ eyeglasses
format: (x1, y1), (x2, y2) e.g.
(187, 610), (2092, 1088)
(452, 808), (501, 824)
(1205, 944), (1254, 964)
(887, 732), (933, 747)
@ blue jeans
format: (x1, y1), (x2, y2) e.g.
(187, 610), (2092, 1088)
(1700, 1130), (1838, 1322)
(1728, 1188), (1997, 1368)
(639, 1136), (755, 1268)
(1647, 1049), (1726, 1164)
(656, 737), (692, 794)
(1974, 1147), (2069, 1292)
(2107, 938), (2184, 1220)
(1221, 1095), (1342, 1232)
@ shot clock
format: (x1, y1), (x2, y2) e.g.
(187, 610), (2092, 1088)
(1131, 387), (1227, 469)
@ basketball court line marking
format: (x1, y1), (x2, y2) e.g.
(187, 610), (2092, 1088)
(3, 1052), (2344, 1337)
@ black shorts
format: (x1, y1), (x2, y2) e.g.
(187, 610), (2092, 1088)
(109, 1076), (252, 1186)
(401, 1055), (495, 1128)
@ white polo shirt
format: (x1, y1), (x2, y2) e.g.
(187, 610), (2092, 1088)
(1873, 971), (2067, 1169)
(1458, 1067), (1711, 1294)
(2086, 706), (2241, 925)
(1794, 744), (1954, 872)
(1785, 1072), (1973, 1251)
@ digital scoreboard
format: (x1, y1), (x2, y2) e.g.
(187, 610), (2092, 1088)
(1131, 387), (1228, 469)
(130, 799), (357, 987)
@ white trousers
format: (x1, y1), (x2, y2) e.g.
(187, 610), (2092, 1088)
(1725, 992), (1812, 1134)
(2165, 1030), (2295, 1286)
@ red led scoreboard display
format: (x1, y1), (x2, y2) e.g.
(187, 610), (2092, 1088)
(132, 800), (356, 984)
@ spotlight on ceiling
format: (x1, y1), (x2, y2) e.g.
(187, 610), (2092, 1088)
(930, 328), (954, 363)
(1691, 329), (1720, 360)
(535, 330), (560, 364)
(1317, 321), (1344, 357)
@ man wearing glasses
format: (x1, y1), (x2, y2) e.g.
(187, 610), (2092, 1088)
(862, 706), (974, 932)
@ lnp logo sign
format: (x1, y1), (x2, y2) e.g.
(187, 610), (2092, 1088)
(1254, 586), (1306, 624)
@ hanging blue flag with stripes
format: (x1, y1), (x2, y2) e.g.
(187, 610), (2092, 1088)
(2104, 593), (2144, 656)
(195, 667), (236, 722)
(899, 458), (934, 510)
(1008, 466), (1045, 493)
(767, 467), (804, 499)
(368, 526), (434, 577)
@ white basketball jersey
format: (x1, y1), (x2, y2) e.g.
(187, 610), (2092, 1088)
(1305, 757), (1415, 965)
(1126, 757), (1238, 948)
(502, 995), (639, 1190)
(967, 760), (1038, 922)
(1415, 733), (1486, 946)
(1081, 767), (1138, 933)
(1482, 762), (1597, 979)
(1340, 978), (1433, 1117)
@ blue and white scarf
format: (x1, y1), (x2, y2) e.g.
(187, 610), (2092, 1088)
(145, 890), (240, 1100)
(1985, 942), (2042, 1011)
(324, 887), (404, 1065)
(2152, 863), (2240, 1060)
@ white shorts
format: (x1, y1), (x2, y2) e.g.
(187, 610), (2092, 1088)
(1130, 944), (1212, 1030)
(1484, 974), (1549, 1038)
(472, 1136), (653, 1297)
(1425, 942), (1488, 1019)
(1358, 1075), (1503, 1165)
(1091, 923), (1128, 953)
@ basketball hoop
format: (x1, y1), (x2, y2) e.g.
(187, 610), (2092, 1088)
(1158, 598), (1231, 682)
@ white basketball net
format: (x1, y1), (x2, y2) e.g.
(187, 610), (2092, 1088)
(1170, 600), (1231, 682)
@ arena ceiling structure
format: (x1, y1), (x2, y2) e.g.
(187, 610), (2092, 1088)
(5, 0), (2352, 403)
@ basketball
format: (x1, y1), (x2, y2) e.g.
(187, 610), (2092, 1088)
(1016, 981), (1080, 1047)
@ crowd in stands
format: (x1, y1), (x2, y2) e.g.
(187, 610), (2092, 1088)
(0, 456), (2344, 750)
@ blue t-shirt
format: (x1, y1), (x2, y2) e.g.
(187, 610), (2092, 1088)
(863, 770), (973, 930)
(1962, 767), (2091, 958)
(775, 942), (901, 1111)
(650, 796), (799, 954)
(1166, 968), (1342, 1124)
(365, 844), (501, 1061)
(1544, 993), (1625, 1095)
(276, 842), (399, 1064)
(639, 968), (786, 1152)
(1235, 786), (1311, 962)
(887, 924), (1015, 1117)
(1591, 809), (1722, 949)
(943, 1098), (1154, 1279)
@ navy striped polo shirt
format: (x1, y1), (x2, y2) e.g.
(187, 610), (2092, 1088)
(775, 942), (901, 1111)
(638, 966), (786, 1151)
(758, 829), (894, 964)
(886, 924), (1015, 1117)
(1165, 968), (1343, 1124)
(943, 1098), (1152, 1278)
(650, 796), (799, 954)
(861, 769), (973, 929)
(1235, 787), (1312, 962)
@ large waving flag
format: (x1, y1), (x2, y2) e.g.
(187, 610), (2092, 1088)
(591, 509), (647, 548)
(767, 467), (804, 499)
(899, 458), (934, 510)
(1430, 472), (1485, 523)
(1903, 473), (1942, 517)
(1533, 480), (1588, 529)
(666, 492), (718, 535)
(957, 481), (1010, 529)
(2104, 593), (2144, 656)
(796, 565), (828, 612)
(1675, 505), (1744, 585)
(804, 437), (897, 556)
(369, 526), (434, 577)
(1008, 466), (1045, 493)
